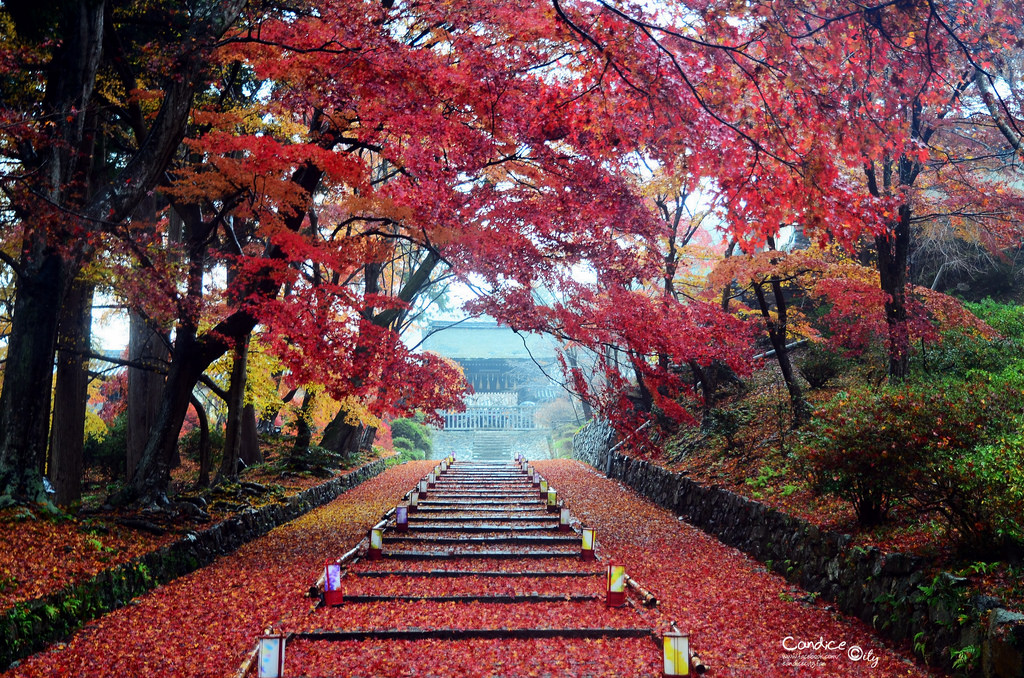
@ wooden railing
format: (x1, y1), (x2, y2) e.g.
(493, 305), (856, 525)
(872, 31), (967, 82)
(441, 405), (537, 430)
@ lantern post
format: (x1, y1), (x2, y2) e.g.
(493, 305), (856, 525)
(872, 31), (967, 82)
(323, 560), (343, 607)
(559, 505), (570, 532)
(368, 527), (383, 560)
(258, 631), (287, 678)
(663, 630), (691, 677)
(581, 526), (596, 561)
(606, 563), (626, 606)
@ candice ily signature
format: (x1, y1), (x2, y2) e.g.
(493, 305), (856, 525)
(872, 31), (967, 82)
(781, 636), (881, 668)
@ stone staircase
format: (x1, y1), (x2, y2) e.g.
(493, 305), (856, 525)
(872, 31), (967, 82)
(471, 430), (512, 461)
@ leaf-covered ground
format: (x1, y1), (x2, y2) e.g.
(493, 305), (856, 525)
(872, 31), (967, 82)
(2, 459), (939, 677)
(0, 444), (388, 614)
(663, 368), (943, 556)
(2, 460), (433, 678)
(534, 460), (939, 677)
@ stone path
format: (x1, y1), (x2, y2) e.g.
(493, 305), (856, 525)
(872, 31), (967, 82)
(247, 460), (670, 676)
(4, 458), (935, 678)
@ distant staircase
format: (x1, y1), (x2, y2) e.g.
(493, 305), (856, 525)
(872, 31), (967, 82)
(472, 431), (512, 461)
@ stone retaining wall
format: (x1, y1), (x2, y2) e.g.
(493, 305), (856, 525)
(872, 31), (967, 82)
(573, 421), (1024, 677)
(0, 458), (388, 671)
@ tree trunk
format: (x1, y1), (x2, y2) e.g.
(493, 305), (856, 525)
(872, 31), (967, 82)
(240, 403), (262, 466)
(128, 331), (211, 505)
(218, 335), (249, 480)
(292, 389), (315, 455)
(319, 413), (355, 454)
(753, 280), (810, 427)
(358, 426), (377, 454)
(191, 395), (212, 487)
(0, 1), (104, 506)
(127, 196), (169, 481)
(0, 252), (67, 505)
(688, 360), (717, 424)
(876, 204), (912, 382)
(127, 312), (168, 482)
(320, 408), (366, 460)
(47, 278), (95, 506)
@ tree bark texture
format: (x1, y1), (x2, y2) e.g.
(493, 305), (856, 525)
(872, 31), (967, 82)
(0, 0), (248, 504)
(48, 279), (96, 506)
(218, 335), (250, 480)
(876, 204), (913, 382)
(292, 389), (315, 455)
(240, 403), (262, 466)
(0, 1), (104, 504)
(753, 279), (810, 427)
(192, 395), (212, 488)
(127, 312), (168, 482)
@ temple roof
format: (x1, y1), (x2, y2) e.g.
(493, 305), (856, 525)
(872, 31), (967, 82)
(420, 321), (558, 361)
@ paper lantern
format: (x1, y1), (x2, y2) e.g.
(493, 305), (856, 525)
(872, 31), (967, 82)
(396, 505), (408, 533)
(663, 631), (690, 676)
(368, 527), (383, 560)
(323, 560), (343, 607)
(546, 488), (558, 512)
(532, 472), (540, 487)
(581, 526), (596, 561)
(606, 563), (626, 607)
(409, 491), (419, 512)
(539, 479), (548, 497)
(418, 480), (428, 499)
(258, 633), (286, 678)
(559, 506), (570, 533)
(427, 472), (436, 488)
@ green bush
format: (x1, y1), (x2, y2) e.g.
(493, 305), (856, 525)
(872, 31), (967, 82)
(797, 341), (848, 389)
(392, 437), (424, 463)
(922, 300), (1024, 378)
(966, 299), (1024, 340)
(179, 425), (225, 463)
(83, 414), (127, 480)
(919, 331), (1023, 378)
(800, 371), (1023, 549)
(390, 417), (432, 456)
(939, 432), (1024, 551)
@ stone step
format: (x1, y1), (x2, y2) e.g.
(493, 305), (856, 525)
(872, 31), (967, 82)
(385, 535), (578, 545)
(340, 594), (598, 604)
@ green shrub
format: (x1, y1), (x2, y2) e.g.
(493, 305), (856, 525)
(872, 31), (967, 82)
(939, 432), (1024, 551)
(392, 437), (424, 463)
(919, 329), (1024, 377)
(966, 299), (1024, 340)
(390, 417), (432, 456)
(179, 425), (225, 463)
(83, 414), (127, 480)
(701, 407), (747, 449)
(922, 300), (1024, 378)
(800, 371), (1023, 547)
(797, 342), (848, 389)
